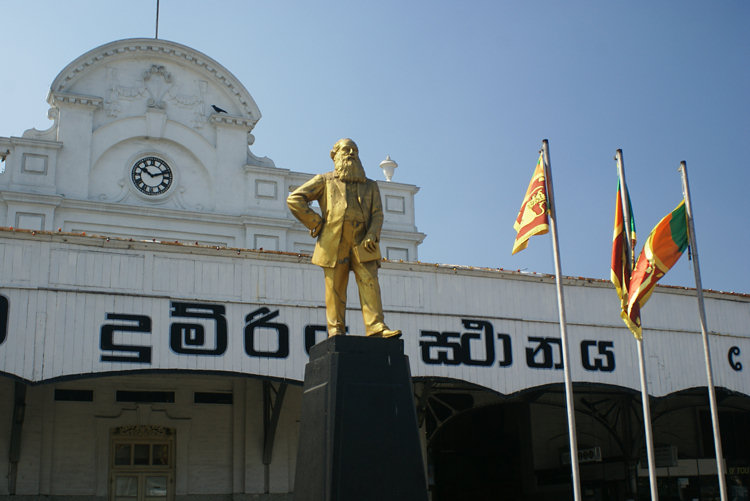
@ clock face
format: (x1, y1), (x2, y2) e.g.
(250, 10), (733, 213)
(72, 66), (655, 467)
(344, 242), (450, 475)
(131, 157), (173, 196)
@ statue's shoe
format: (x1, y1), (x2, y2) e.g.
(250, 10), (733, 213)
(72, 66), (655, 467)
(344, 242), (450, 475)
(368, 328), (402, 339)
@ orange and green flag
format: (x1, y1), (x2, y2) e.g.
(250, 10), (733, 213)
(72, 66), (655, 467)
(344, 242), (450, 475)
(611, 180), (637, 325)
(625, 200), (688, 339)
(512, 153), (549, 254)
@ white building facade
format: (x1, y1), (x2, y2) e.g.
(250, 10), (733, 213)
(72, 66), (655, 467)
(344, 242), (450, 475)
(1, 39), (749, 501)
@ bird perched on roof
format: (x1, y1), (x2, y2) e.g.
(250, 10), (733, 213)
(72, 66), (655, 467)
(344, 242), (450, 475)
(211, 104), (227, 113)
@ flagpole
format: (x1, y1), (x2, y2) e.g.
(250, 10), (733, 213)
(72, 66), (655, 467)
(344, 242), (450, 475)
(155, 0), (160, 39)
(616, 149), (659, 501)
(541, 139), (582, 501)
(679, 161), (728, 501)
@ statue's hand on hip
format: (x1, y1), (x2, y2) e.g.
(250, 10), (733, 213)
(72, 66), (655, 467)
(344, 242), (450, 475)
(310, 221), (323, 238)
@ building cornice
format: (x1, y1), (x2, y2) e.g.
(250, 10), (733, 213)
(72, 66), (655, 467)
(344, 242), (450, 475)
(1, 226), (746, 301)
(380, 229), (427, 244)
(0, 192), (64, 206)
(243, 164), (291, 176)
(0, 136), (63, 150)
(49, 91), (103, 109)
(209, 113), (259, 129)
(376, 179), (421, 194)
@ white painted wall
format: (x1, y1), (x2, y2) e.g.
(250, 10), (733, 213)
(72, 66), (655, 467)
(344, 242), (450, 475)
(0, 374), (301, 497)
(1, 230), (748, 398)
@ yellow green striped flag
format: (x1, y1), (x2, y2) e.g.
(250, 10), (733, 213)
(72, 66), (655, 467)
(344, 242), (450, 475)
(625, 200), (688, 339)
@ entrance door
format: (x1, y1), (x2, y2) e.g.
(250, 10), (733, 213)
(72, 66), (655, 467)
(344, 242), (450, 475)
(110, 426), (174, 501)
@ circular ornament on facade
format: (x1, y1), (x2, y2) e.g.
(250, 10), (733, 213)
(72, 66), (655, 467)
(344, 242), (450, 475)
(131, 156), (173, 196)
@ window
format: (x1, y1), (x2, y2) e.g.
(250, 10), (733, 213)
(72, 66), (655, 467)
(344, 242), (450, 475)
(116, 391), (174, 403)
(54, 389), (94, 401)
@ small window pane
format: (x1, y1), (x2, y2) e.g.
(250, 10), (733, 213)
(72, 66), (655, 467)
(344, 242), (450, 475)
(114, 444), (131, 465)
(115, 476), (138, 496)
(145, 476), (167, 497)
(133, 444), (149, 465)
(152, 444), (169, 465)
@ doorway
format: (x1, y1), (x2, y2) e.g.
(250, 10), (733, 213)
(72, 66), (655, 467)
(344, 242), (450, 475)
(110, 426), (175, 501)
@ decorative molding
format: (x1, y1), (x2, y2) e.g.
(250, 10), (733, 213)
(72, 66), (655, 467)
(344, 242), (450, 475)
(21, 153), (48, 175)
(242, 162), (289, 177)
(385, 195), (406, 214)
(242, 217), (296, 230)
(104, 66), (145, 117)
(143, 64), (172, 109)
(51, 39), (260, 127)
(246, 150), (276, 169)
(381, 228), (426, 244)
(209, 113), (258, 129)
(172, 80), (208, 129)
(255, 180), (278, 199)
(113, 425), (174, 437)
(104, 66), (208, 127)
(22, 107), (59, 140)
(386, 247), (409, 261)
(0, 191), (64, 206)
(377, 179), (421, 194)
(4, 137), (63, 150)
(167, 83), (204, 106)
(49, 91), (102, 108)
(14, 212), (45, 231)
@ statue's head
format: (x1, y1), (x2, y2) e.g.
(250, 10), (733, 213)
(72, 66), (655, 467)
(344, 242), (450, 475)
(331, 138), (366, 183)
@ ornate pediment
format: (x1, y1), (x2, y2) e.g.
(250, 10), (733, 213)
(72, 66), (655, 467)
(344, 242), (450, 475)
(49, 38), (260, 131)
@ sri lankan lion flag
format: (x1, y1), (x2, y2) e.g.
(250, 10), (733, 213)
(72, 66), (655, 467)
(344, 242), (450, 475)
(611, 180), (637, 330)
(512, 153), (549, 254)
(625, 200), (688, 339)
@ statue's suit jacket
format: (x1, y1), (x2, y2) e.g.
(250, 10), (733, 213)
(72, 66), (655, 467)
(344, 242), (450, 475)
(287, 172), (384, 268)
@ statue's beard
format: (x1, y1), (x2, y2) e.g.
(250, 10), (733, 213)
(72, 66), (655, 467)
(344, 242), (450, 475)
(334, 157), (367, 183)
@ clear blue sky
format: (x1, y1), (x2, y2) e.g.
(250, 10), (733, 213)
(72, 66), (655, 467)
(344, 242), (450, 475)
(1, 1), (748, 294)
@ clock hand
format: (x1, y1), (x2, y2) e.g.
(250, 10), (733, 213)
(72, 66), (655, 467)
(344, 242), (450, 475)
(145, 167), (163, 178)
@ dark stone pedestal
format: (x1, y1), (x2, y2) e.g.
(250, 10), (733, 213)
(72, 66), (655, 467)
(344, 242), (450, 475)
(294, 335), (429, 501)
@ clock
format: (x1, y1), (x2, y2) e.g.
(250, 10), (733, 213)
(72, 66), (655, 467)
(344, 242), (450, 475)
(131, 157), (173, 196)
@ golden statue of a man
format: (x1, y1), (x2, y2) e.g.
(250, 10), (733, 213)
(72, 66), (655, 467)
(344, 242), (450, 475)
(287, 138), (401, 339)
